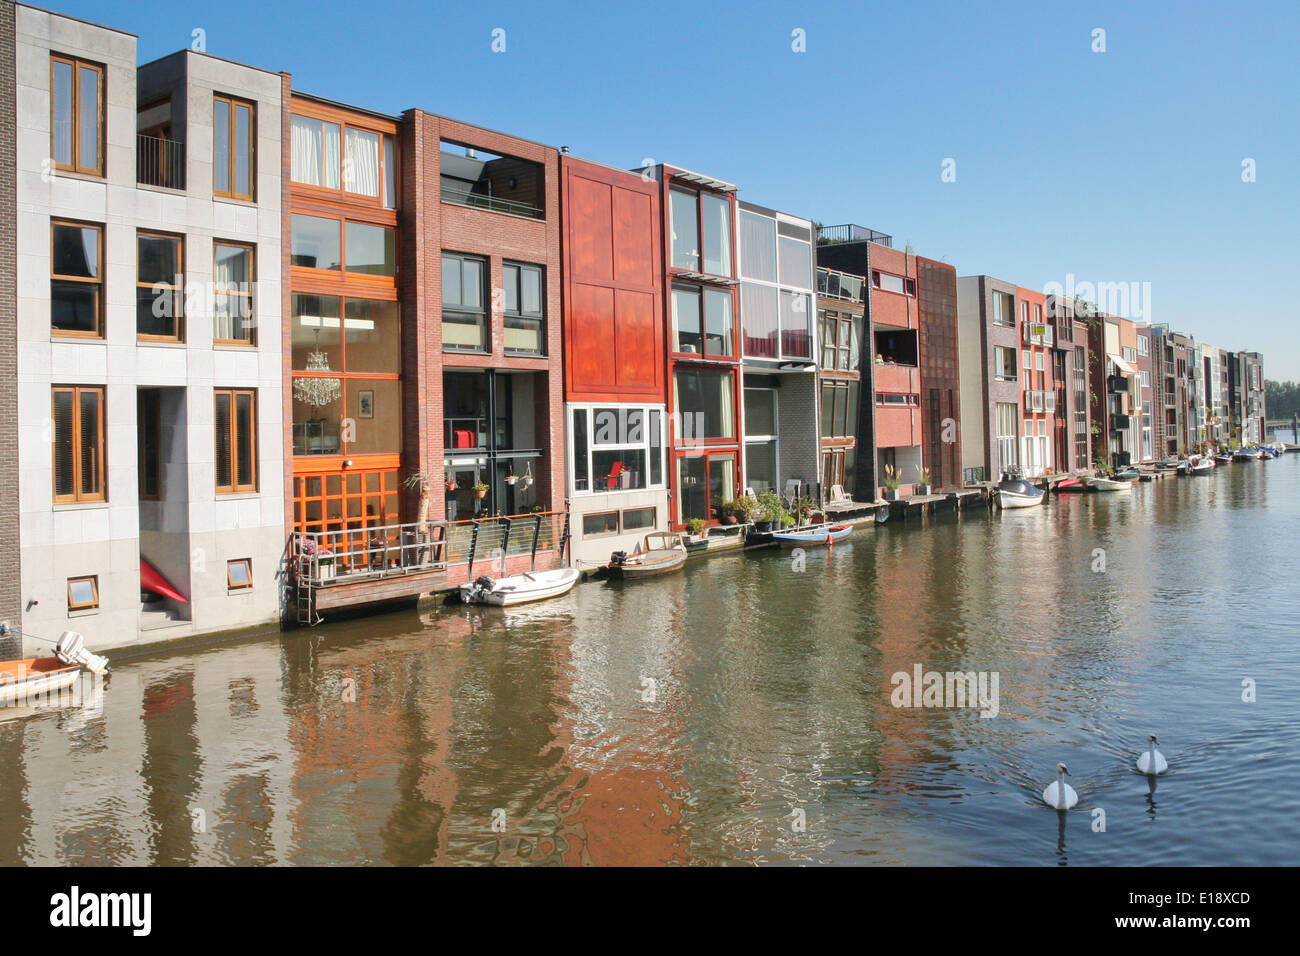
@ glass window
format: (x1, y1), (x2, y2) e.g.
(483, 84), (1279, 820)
(744, 388), (776, 436)
(503, 262), (544, 354)
(704, 288), (733, 356)
(53, 386), (105, 502)
(649, 409), (663, 486)
(874, 271), (905, 295)
(215, 388), (257, 493)
(290, 115), (341, 188)
(442, 254), (486, 351)
(674, 369), (735, 440)
(345, 222), (395, 276)
(701, 193), (731, 276)
(746, 440), (776, 493)
(778, 236), (811, 288)
(622, 507), (655, 531)
(344, 128), (381, 197)
(291, 215), (341, 270)
(779, 290), (811, 358)
(51, 221), (103, 336)
(672, 287), (702, 354)
(136, 232), (184, 340)
(67, 576), (99, 611)
(571, 408), (589, 492)
(51, 57), (102, 176)
(214, 242), (255, 344)
(670, 189), (699, 270)
(292, 293), (342, 372)
(583, 512), (620, 537)
(214, 94), (255, 201)
(227, 559), (253, 589)
(741, 282), (778, 359)
(740, 210), (776, 281)
(344, 298), (400, 374)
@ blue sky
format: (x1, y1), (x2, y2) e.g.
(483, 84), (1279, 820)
(56, 0), (1300, 379)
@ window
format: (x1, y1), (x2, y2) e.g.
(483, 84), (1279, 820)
(51, 56), (103, 176)
(67, 576), (99, 611)
(622, 507), (655, 531)
(779, 291), (811, 359)
(820, 310), (862, 372)
(214, 242), (255, 344)
(1021, 301), (1029, 325)
(674, 370), (735, 440)
(138, 389), (161, 500)
(215, 389), (257, 493)
(674, 286), (733, 357)
(346, 222), (395, 276)
(442, 253), (486, 351)
(778, 235), (811, 289)
(872, 271), (905, 295)
(213, 94), (255, 200)
(137, 232), (184, 341)
(994, 346), (1018, 381)
(739, 210), (776, 281)
(876, 392), (919, 406)
(671, 187), (731, 277)
(1141, 370), (1151, 388)
(291, 215), (340, 270)
(1123, 346), (1137, 363)
(1023, 350), (1033, 370)
(503, 262), (544, 354)
(291, 215), (394, 277)
(1036, 352), (1045, 371)
(290, 114), (395, 207)
(991, 292), (1014, 327)
(227, 559), (253, 590)
(51, 221), (103, 337)
(1034, 305), (1043, 324)
(583, 512), (620, 537)
(1138, 336), (1149, 355)
(821, 381), (859, 439)
(996, 403), (1018, 474)
(439, 141), (544, 219)
(744, 388), (777, 492)
(52, 386), (105, 503)
(569, 406), (665, 495)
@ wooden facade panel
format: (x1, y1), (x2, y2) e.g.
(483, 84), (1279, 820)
(614, 288), (660, 394)
(569, 282), (617, 391)
(612, 188), (655, 289)
(568, 173), (613, 284)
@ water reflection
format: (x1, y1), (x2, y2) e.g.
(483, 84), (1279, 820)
(3, 459), (1300, 865)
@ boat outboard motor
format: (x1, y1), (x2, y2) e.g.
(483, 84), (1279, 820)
(55, 631), (109, 675)
(473, 575), (495, 591)
(609, 550), (628, 567)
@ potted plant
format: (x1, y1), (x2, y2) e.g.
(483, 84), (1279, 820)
(686, 517), (707, 541)
(780, 515), (797, 529)
(472, 481), (489, 499)
(915, 465), (932, 496)
(445, 473), (458, 492)
(882, 464), (901, 501)
(753, 490), (785, 533)
(729, 495), (760, 525)
(521, 463), (534, 488)
(505, 472), (519, 486)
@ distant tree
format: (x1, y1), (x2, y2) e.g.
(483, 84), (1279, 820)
(1265, 380), (1300, 420)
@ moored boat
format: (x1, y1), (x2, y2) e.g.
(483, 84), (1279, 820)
(1188, 456), (1215, 475)
(0, 631), (108, 707)
(607, 532), (688, 580)
(1113, 468), (1141, 481)
(1091, 476), (1132, 492)
(996, 478), (1044, 509)
(459, 567), (580, 606)
(771, 523), (853, 547)
(1215, 453), (1234, 464)
(1233, 447), (1262, 461)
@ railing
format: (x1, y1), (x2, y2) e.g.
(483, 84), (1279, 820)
(295, 520), (447, 586)
(816, 224), (893, 247)
(440, 180), (543, 220)
(816, 267), (866, 302)
(444, 511), (568, 574)
(137, 134), (184, 189)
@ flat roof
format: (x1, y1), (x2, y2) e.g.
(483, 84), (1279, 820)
(17, 2), (136, 38)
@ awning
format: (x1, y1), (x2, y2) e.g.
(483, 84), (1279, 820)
(1109, 354), (1136, 375)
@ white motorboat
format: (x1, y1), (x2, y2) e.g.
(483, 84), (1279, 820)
(1091, 476), (1132, 492)
(0, 631), (108, 707)
(1188, 455), (1215, 475)
(459, 567), (580, 606)
(996, 478), (1044, 509)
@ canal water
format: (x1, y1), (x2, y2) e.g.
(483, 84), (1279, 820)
(4, 458), (1299, 866)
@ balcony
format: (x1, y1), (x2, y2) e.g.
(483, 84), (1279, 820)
(439, 142), (545, 220)
(816, 223), (892, 247)
(137, 134), (184, 190)
(1108, 375), (1130, 394)
(816, 267), (865, 302)
(1111, 414), (1132, 432)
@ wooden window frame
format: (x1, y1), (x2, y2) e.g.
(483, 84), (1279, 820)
(582, 510), (621, 538)
(215, 388), (258, 494)
(67, 575), (99, 611)
(136, 230), (185, 342)
(289, 103), (399, 210)
(290, 214), (396, 284)
(213, 93), (256, 201)
(226, 558), (253, 589)
(214, 240), (256, 346)
(50, 55), (103, 177)
(51, 219), (104, 339)
(52, 385), (106, 504)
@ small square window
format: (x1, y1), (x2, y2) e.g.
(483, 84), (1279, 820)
(582, 512), (620, 537)
(67, 575), (98, 610)
(227, 559), (252, 589)
(622, 507), (655, 531)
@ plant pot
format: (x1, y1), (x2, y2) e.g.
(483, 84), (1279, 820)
(753, 520), (774, 534)
(505, 476), (518, 486)
(724, 515), (738, 525)
(446, 482), (457, 492)
(883, 489), (898, 501)
(474, 489), (487, 499)
(918, 485), (932, 496)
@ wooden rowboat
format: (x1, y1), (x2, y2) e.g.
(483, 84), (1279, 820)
(771, 523), (853, 547)
(607, 532), (687, 580)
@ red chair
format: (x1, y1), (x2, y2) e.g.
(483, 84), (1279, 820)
(605, 461), (624, 489)
(453, 428), (474, 449)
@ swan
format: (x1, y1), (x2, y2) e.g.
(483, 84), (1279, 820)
(1042, 762), (1078, 810)
(1136, 734), (1168, 775)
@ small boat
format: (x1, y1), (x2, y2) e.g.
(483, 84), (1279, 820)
(1113, 468), (1141, 481)
(1091, 476), (1132, 492)
(459, 567), (580, 606)
(0, 631), (108, 707)
(1283, 443), (1300, 454)
(1188, 456), (1215, 475)
(1233, 447), (1262, 462)
(607, 532), (687, 580)
(996, 478), (1044, 509)
(1215, 453), (1234, 464)
(1055, 477), (1088, 494)
(771, 523), (853, 547)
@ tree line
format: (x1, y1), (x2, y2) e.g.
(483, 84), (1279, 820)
(1265, 380), (1300, 421)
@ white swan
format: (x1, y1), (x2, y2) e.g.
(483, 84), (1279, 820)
(1136, 734), (1168, 775)
(1042, 762), (1078, 809)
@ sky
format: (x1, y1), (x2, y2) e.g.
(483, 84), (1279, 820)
(52, 0), (1300, 379)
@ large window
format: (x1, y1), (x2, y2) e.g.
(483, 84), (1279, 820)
(739, 210), (776, 281)
(670, 187), (731, 277)
(213, 94), (255, 201)
(503, 262), (544, 355)
(991, 291), (1014, 327)
(569, 406), (664, 495)
(674, 369), (735, 442)
(51, 55), (102, 176)
(215, 388), (257, 494)
(291, 215), (394, 276)
(51, 220), (103, 337)
(820, 310), (861, 372)
(442, 253), (487, 351)
(214, 241), (255, 345)
(821, 381), (859, 440)
(52, 385), (105, 503)
(673, 286), (733, 357)
(744, 388), (777, 492)
(137, 232), (184, 341)
(291, 113), (396, 208)
(872, 271), (915, 296)
(994, 346), (1018, 381)
(996, 402), (1019, 475)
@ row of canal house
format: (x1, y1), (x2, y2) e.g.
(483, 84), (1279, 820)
(0, 2), (1270, 654)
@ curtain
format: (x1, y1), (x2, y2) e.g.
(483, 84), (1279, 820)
(741, 282), (777, 359)
(213, 245), (237, 340)
(740, 211), (775, 281)
(345, 129), (380, 197)
(291, 115), (321, 186)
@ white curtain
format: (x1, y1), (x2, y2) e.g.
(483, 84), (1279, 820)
(345, 129), (380, 198)
(292, 116), (341, 188)
(213, 246), (237, 340)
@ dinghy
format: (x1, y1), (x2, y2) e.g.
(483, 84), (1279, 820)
(459, 567), (580, 607)
(1188, 455), (1214, 475)
(995, 478), (1044, 509)
(607, 532), (687, 580)
(0, 631), (108, 707)
(1091, 476), (1132, 492)
(771, 523), (853, 547)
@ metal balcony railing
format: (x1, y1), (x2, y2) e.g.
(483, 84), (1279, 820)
(137, 134), (184, 189)
(294, 519), (448, 586)
(816, 224), (893, 247)
(440, 179), (543, 219)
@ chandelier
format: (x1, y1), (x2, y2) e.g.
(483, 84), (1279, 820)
(293, 350), (342, 407)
